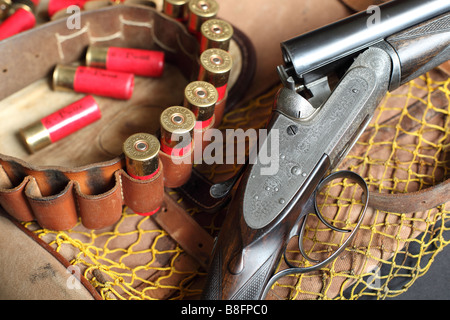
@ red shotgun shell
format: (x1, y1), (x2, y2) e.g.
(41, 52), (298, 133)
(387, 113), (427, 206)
(47, 0), (89, 17)
(198, 48), (232, 103)
(184, 81), (218, 130)
(53, 65), (134, 100)
(0, 0), (12, 20)
(200, 18), (233, 53)
(19, 95), (101, 153)
(123, 133), (161, 216)
(0, 1), (36, 41)
(162, 0), (189, 22)
(187, 0), (219, 40)
(86, 46), (165, 78)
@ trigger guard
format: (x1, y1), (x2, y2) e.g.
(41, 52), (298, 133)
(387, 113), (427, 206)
(314, 170), (368, 232)
(263, 170), (369, 300)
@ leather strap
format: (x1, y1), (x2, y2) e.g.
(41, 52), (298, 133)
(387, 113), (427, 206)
(153, 193), (214, 270)
(368, 179), (450, 214)
(179, 167), (231, 213)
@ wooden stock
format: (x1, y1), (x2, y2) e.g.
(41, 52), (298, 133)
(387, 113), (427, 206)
(387, 12), (450, 86)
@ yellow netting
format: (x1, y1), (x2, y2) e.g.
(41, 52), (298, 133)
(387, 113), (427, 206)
(269, 70), (450, 300)
(23, 70), (449, 300)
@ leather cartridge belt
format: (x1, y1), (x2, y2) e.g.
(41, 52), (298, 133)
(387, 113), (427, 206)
(0, 4), (255, 232)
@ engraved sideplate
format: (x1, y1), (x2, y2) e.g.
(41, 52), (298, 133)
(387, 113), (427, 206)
(243, 48), (392, 230)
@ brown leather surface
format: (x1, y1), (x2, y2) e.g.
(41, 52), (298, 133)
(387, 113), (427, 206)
(121, 162), (165, 215)
(439, 61), (450, 75)
(369, 174), (450, 214)
(0, 156), (124, 228)
(0, 157), (165, 230)
(159, 151), (193, 189)
(0, 212), (101, 300)
(153, 193), (214, 270)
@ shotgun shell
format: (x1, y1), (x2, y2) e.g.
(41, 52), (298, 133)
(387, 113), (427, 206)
(120, 0), (155, 7)
(124, 133), (160, 180)
(0, 0), (12, 20)
(86, 46), (165, 78)
(19, 95), (101, 153)
(162, 0), (189, 22)
(0, 0), (36, 41)
(198, 48), (232, 103)
(53, 65), (134, 100)
(200, 19), (233, 53)
(123, 133), (161, 216)
(160, 106), (195, 157)
(187, 0), (219, 39)
(47, 0), (89, 17)
(184, 81), (218, 129)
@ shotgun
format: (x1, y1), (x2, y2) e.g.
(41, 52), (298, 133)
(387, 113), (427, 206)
(202, 0), (450, 300)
